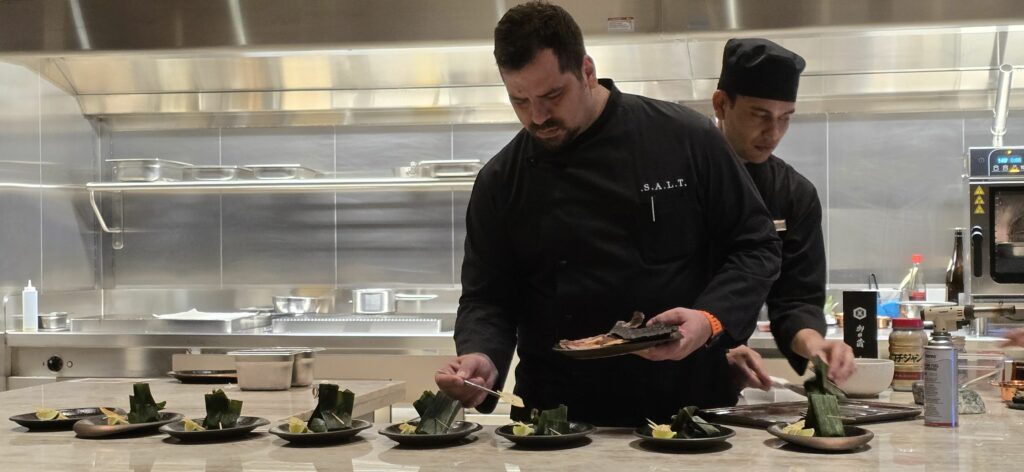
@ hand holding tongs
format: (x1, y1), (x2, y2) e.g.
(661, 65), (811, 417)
(438, 370), (525, 407)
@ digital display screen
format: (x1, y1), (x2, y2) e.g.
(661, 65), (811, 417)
(1013, 156), (1023, 164)
(999, 157), (1010, 164)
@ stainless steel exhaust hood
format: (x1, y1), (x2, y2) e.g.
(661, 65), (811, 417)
(1, 0), (1023, 130)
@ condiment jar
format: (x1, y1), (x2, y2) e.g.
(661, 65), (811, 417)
(889, 318), (928, 391)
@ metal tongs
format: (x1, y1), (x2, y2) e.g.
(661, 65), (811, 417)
(437, 370), (525, 407)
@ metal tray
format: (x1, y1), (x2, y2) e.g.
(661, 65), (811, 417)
(271, 315), (442, 334)
(108, 159), (192, 182)
(70, 315), (271, 334)
(245, 164), (321, 180)
(185, 165), (255, 181)
(698, 400), (921, 428)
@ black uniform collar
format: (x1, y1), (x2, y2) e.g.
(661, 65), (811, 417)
(528, 78), (621, 162)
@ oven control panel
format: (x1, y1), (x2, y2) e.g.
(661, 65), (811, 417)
(970, 146), (1024, 177)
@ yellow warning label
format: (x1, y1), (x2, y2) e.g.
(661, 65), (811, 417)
(974, 186), (985, 196)
(1012, 166), (1021, 173)
(975, 205), (986, 214)
(975, 196), (985, 205)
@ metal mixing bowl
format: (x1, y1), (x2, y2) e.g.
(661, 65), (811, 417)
(273, 296), (323, 314)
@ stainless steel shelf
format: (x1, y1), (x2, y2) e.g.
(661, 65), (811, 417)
(85, 177), (476, 246)
(85, 176), (475, 194)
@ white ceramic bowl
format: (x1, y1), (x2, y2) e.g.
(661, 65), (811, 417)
(838, 358), (895, 397)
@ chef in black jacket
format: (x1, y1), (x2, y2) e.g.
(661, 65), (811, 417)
(435, 2), (781, 426)
(711, 38), (855, 386)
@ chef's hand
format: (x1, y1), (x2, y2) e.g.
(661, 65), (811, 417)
(633, 307), (712, 361)
(726, 345), (772, 391)
(792, 328), (856, 383)
(999, 328), (1024, 348)
(434, 353), (498, 408)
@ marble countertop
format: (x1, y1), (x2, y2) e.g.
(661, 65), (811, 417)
(3, 379), (1023, 471)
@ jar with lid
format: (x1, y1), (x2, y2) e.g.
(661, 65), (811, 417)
(889, 318), (928, 391)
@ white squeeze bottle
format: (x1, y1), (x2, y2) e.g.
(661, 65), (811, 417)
(22, 280), (38, 332)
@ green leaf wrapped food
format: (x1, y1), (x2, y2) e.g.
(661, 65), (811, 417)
(307, 383), (355, 432)
(802, 355), (846, 437)
(412, 390), (461, 434)
(530, 404), (571, 436)
(202, 389), (243, 430)
(127, 383), (166, 424)
(669, 406), (720, 438)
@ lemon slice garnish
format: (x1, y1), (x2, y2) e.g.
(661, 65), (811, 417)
(287, 416), (309, 434)
(650, 424), (676, 439)
(511, 422), (535, 437)
(397, 422), (418, 435)
(35, 408), (67, 421)
(183, 418), (206, 432)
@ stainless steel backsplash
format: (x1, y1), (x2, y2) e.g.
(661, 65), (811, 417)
(4, 59), (1024, 315)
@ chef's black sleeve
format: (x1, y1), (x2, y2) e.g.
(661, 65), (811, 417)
(768, 186), (827, 374)
(453, 172), (518, 414)
(691, 123), (782, 346)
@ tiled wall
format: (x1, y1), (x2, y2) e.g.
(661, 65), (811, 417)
(0, 61), (97, 297)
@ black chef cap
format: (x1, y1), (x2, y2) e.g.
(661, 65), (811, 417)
(717, 38), (805, 102)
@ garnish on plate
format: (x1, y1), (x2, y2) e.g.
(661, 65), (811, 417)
(509, 404), (571, 436)
(1013, 389), (1024, 405)
(402, 390), (461, 435)
(127, 383), (167, 424)
(200, 389), (243, 430)
(306, 383), (355, 433)
(34, 408), (69, 421)
(100, 407), (129, 425)
(798, 356), (847, 438)
(646, 406), (721, 439)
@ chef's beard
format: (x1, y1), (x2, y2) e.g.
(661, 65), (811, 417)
(528, 119), (580, 151)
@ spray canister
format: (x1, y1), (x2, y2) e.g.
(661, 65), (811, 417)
(923, 330), (958, 427)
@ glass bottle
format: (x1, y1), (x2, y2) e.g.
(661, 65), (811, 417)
(900, 253), (926, 302)
(945, 228), (965, 304)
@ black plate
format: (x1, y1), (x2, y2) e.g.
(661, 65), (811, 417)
(168, 370), (238, 384)
(766, 424), (873, 451)
(268, 419), (372, 444)
(160, 416), (269, 442)
(379, 420), (482, 446)
(1007, 402), (1024, 411)
(632, 424), (736, 449)
(552, 331), (683, 360)
(73, 412), (185, 438)
(495, 422), (595, 447)
(698, 400), (921, 428)
(9, 407), (123, 431)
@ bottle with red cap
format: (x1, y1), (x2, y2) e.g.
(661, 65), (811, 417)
(899, 253), (927, 302)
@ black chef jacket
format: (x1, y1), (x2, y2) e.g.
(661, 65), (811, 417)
(455, 79), (782, 427)
(744, 156), (827, 374)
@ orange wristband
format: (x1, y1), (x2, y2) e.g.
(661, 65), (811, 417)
(700, 310), (723, 338)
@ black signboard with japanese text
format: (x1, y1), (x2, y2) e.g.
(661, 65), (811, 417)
(843, 290), (878, 358)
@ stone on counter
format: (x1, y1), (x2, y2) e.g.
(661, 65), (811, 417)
(958, 389), (986, 414)
(912, 381), (924, 405)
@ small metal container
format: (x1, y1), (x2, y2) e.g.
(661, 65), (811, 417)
(351, 288), (437, 315)
(273, 296), (325, 315)
(228, 350), (296, 390)
(394, 160), (482, 179)
(246, 164), (321, 180)
(108, 159), (192, 182)
(185, 165), (255, 181)
(38, 312), (68, 331)
(257, 347), (322, 387)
